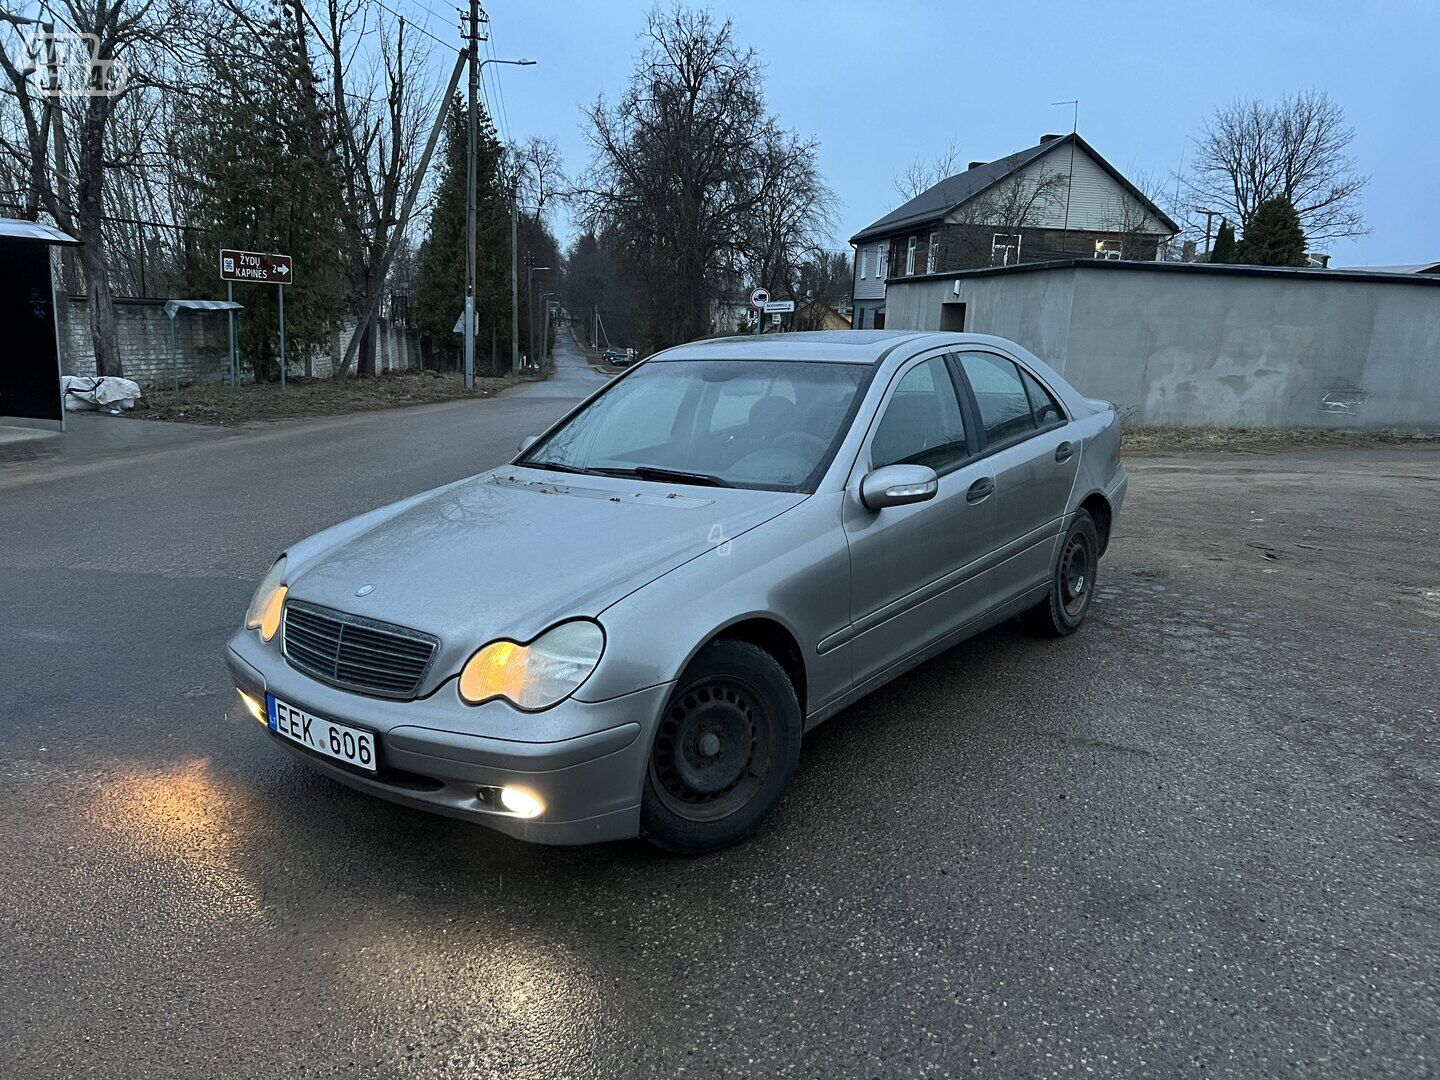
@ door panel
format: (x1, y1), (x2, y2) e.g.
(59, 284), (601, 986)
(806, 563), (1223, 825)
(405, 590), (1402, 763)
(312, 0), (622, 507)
(982, 430), (1079, 596)
(954, 351), (1081, 601)
(842, 355), (997, 687)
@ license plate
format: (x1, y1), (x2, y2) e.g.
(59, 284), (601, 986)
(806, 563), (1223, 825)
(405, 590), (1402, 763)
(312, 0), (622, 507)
(266, 694), (377, 774)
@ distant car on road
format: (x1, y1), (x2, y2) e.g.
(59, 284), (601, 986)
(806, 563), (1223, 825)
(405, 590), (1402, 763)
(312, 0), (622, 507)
(228, 331), (1126, 854)
(602, 344), (637, 366)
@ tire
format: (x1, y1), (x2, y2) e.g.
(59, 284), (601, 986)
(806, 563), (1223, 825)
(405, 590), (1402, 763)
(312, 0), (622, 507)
(641, 639), (802, 855)
(1022, 509), (1100, 637)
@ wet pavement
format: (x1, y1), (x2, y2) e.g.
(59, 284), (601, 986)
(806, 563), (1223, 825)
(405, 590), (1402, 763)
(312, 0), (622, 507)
(2, 341), (1437, 1077)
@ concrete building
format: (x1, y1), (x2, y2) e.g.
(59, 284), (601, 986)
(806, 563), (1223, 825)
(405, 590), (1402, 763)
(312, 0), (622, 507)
(850, 133), (1178, 330)
(1339, 261), (1440, 275)
(884, 259), (1440, 432)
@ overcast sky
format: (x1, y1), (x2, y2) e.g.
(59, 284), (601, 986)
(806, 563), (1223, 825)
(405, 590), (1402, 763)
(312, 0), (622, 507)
(449, 0), (1432, 265)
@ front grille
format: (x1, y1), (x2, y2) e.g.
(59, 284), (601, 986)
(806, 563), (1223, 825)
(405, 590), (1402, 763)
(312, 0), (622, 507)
(282, 600), (439, 700)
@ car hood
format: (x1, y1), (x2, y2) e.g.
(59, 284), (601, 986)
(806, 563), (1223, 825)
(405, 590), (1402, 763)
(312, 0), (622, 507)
(285, 466), (803, 685)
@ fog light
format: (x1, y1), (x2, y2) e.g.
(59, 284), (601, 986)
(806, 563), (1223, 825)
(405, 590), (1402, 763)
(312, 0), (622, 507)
(237, 688), (266, 723)
(499, 786), (543, 818)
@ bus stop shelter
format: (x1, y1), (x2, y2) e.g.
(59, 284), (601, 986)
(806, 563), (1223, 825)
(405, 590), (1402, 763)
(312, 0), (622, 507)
(0, 218), (79, 431)
(164, 299), (244, 391)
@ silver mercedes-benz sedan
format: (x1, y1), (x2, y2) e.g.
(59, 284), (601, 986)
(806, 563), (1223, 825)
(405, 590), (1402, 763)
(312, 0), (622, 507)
(227, 331), (1126, 853)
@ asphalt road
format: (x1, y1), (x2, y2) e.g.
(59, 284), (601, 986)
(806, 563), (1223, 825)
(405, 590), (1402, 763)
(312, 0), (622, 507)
(2, 338), (1437, 1077)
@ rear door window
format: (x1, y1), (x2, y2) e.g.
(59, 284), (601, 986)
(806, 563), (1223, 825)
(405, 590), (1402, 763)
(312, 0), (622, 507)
(1021, 369), (1065, 427)
(956, 352), (1036, 446)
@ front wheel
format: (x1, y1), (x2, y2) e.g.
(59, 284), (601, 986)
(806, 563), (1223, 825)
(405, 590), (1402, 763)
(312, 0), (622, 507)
(641, 640), (802, 855)
(1022, 510), (1100, 637)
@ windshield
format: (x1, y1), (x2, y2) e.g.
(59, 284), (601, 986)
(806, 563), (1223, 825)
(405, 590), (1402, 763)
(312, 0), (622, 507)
(520, 359), (871, 492)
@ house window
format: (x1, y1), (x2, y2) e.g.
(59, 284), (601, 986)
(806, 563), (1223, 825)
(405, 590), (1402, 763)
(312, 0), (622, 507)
(927, 231), (939, 274)
(859, 250), (868, 279)
(1095, 239), (1123, 260)
(991, 233), (1022, 266)
(905, 236), (917, 276)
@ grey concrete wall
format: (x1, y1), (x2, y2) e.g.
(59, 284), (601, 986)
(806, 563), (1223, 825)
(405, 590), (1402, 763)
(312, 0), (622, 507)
(58, 297), (230, 386)
(886, 266), (1440, 432)
(59, 299), (421, 386)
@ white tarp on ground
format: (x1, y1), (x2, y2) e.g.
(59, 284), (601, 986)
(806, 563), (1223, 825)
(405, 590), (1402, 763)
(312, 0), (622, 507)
(61, 375), (141, 412)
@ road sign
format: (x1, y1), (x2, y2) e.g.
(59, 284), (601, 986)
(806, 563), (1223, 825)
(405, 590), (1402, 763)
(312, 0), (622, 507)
(770, 313), (782, 325)
(749, 287), (770, 310)
(763, 299), (795, 314)
(219, 249), (293, 284)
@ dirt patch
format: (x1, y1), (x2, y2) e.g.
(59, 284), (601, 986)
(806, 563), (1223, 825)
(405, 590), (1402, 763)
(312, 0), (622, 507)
(131, 370), (520, 426)
(1124, 425), (1439, 454)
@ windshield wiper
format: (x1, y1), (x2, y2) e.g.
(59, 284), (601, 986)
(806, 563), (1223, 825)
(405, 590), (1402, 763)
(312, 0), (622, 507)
(524, 460), (596, 476)
(595, 466), (733, 488)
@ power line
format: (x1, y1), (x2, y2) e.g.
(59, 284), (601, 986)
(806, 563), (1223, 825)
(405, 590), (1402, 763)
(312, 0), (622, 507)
(482, 32), (512, 144)
(371, 0), (460, 53)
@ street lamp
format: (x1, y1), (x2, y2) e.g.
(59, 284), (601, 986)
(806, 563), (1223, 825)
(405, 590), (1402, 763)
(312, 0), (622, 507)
(510, 199), (541, 377)
(465, 54), (536, 389)
(539, 291), (557, 368)
(526, 266), (551, 370)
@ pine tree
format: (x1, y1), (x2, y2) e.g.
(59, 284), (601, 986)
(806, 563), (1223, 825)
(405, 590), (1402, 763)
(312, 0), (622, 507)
(1209, 220), (1237, 263)
(1234, 198), (1308, 267)
(415, 98), (515, 372)
(178, 0), (348, 381)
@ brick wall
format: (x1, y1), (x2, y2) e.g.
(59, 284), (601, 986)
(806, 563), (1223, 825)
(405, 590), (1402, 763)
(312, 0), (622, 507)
(60, 297), (422, 386)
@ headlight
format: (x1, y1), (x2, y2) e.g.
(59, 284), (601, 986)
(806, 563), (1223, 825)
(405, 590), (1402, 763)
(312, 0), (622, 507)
(459, 619), (604, 710)
(245, 556), (288, 642)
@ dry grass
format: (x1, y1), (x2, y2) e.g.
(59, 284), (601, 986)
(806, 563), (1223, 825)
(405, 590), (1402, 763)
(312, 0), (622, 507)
(132, 369), (519, 426)
(1123, 425), (1439, 454)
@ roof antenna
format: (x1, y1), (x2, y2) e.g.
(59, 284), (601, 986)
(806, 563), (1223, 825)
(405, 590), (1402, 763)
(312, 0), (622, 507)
(1050, 100), (1079, 243)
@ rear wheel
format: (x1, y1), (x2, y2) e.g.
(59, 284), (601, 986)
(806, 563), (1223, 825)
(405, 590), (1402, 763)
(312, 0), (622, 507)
(1022, 510), (1099, 637)
(641, 640), (802, 855)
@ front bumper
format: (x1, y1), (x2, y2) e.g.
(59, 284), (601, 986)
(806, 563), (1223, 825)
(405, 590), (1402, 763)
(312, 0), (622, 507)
(227, 631), (670, 845)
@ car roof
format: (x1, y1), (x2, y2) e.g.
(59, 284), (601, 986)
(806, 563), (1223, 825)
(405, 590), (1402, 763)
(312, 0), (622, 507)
(650, 331), (929, 365)
(649, 330), (1032, 366)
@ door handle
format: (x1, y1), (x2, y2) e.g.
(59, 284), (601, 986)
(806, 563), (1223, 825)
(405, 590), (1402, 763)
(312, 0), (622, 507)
(1055, 441), (1073, 463)
(966, 477), (995, 503)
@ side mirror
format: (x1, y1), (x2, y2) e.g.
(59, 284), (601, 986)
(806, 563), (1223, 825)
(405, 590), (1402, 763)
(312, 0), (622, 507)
(519, 435), (539, 453)
(860, 464), (939, 511)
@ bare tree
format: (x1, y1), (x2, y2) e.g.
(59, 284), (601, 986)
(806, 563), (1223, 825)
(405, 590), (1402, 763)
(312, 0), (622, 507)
(1179, 90), (1368, 245)
(577, 5), (832, 349)
(506, 135), (564, 227)
(308, 0), (435, 377)
(742, 127), (835, 304)
(0, 0), (184, 376)
(1099, 169), (1167, 259)
(892, 138), (965, 201)
(933, 170), (1070, 269)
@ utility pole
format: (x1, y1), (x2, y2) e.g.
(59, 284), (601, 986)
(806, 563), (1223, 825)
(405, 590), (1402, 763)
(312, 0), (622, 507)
(465, 46), (532, 382)
(336, 51), (466, 380)
(510, 196), (519, 375)
(463, 0), (484, 389)
(1051, 100), (1079, 250)
(525, 265), (549, 370)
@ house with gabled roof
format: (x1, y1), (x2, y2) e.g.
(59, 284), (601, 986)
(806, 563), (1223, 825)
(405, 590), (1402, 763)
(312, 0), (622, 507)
(849, 132), (1179, 329)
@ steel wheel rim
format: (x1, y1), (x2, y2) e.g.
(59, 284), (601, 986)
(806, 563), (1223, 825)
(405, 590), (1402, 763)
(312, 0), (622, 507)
(650, 676), (772, 822)
(1061, 532), (1092, 617)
